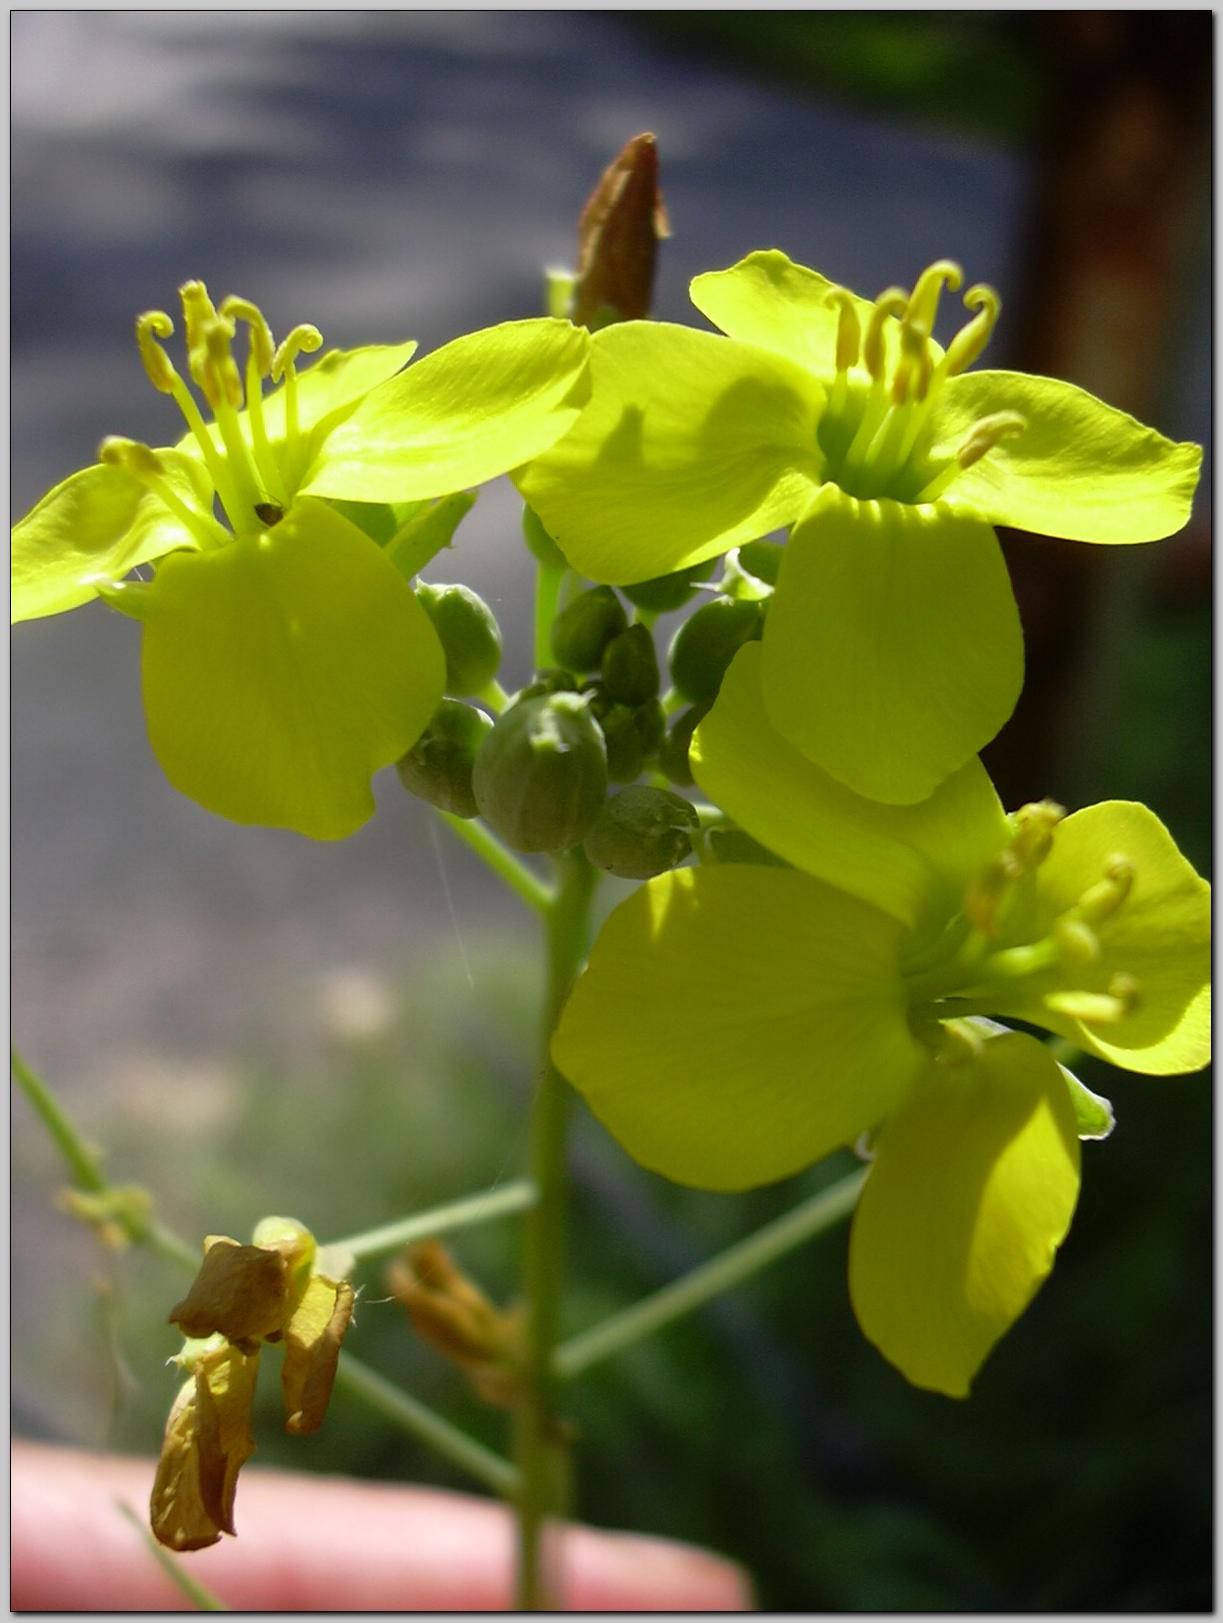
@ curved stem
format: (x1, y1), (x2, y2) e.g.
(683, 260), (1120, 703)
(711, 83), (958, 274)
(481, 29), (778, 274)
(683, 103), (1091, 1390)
(554, 1168), (866, 1382)
(333, 1179), (537, 1262)
(436, 813), (555, 915)
(513, 849), (597, 1608)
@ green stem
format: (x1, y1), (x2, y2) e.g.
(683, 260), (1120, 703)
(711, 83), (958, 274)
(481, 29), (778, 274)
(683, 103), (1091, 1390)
(11, 1047), (108, 1193)
(333, 1179), (538, 1261)
(533, 558), (566, 672)
(479, 678), (511, 715)
(14, 1046), (521, 1500)
(115, 1501), (230, 1610)
(553, 1167), (867, 1382)
(334, 1355), (519, 1499)
(437, 813), (555, 915)
(513, 850), (598, 1609)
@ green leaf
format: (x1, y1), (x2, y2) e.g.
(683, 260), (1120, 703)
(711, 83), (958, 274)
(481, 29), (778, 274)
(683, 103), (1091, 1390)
(693, 642), (1009, 934)
(304, 320), (590, 503)
(933, 369), (1202, 543)
(849, 1030), (1080, 1397)
(140, 498), (445, 839)
(11, 453), (211, 623)
(552, 864), (924, 1190)
(514, 320), (822, 584)
(761, 487), (1023, 803)
(994, 801), (1211, 1075)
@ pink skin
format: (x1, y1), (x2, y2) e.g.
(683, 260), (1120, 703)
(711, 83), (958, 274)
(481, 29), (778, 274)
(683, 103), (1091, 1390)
(11, 1442), (754, 1612)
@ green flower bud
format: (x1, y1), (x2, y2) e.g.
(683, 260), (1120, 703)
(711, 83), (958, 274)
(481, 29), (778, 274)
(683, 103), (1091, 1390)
(397, 699), (493, 819)
(472, 692), (608, 853)
(622, 557), (716, 614)
(601, 623), (660, 707)
(416, 582), (503, 697)
(633, 698), (667, 760)
(584, 786), (700, 879)
(599, 703), (646, 784)
(551, 586), (628, 673)
(668, 596), (764, 706)
(657, 704), (710, 788)
(521, 505), (566, 570)
(513, 668), (580, 706)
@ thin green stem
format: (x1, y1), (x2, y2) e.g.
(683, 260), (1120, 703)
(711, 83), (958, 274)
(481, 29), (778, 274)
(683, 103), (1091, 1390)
(115, 1501), (230, 1610)
(479, 679), (511, 715)
(533, 558), (566, 672)
(15, 1047), (521, 1499)
(436, 813), (555, 915)
(553, 1167), (867, 1382)
(513, 850), (598, 1609)
(334, 1355), (519, 1498)
(332, 1179), (538, 1261)
(12, 1047), (107, 1193)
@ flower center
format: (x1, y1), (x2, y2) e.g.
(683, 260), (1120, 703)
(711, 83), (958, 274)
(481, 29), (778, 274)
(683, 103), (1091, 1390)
(98, 281), (323, 546)
(904, 800), (1143, 1040)
(816, 259), (1025, 505)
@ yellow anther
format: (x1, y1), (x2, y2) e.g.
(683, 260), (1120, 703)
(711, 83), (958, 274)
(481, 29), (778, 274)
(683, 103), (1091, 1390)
(179, 280), (221, 389)
(1107, 972), (1141, 1013)
(197, 317), (243, 411)
(907, 259), (963, 331)
(1074, 856), (1135, 925)
(862, 288), (908, 382)
(825, 289), (861, 373)
(1012, 800), (1065, 869)
(98, 436), (165, 477)
(1043, 989), (1131, 1026)
(963, 849), (1024, 934)
(957, 411), (1027, 471)
(136, 311), (178, 394)
(892, 318), (933, 404)
(944, 283), (1001, 377)
(271, 324), (324, 382)
(220, 296), (275, 377)
(1054, 919), (1102, 971)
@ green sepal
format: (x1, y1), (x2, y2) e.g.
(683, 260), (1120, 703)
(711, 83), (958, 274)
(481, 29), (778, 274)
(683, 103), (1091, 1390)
(384, 492), (479, 581)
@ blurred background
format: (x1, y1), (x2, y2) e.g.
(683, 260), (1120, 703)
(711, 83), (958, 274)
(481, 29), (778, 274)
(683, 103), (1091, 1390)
(11, 12), (1210, 1610)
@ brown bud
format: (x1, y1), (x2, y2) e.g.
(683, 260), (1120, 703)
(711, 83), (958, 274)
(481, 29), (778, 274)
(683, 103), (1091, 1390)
(572, 132), (670, 329)
(387, 1241), (525, 1408)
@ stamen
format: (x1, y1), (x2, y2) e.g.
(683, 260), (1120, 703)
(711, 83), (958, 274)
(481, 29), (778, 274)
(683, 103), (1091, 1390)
(861, 289), (908, 383)
(221, 296), (286, 504)
(271, 323), (323, 444)
(179, 281), (222, 392)
(1071, 856), (1135, 925)
(825, 289), (861, 373)
(1054, 919), (1102, 971)
(963, 849), (1024, 934)
(98, 437), (225, 550)
(1044, 974), (1140, 1027)
(957, 411), (1027, 470)
(934, 1018), (985, 1069)
(890, 318), (933, 406)
(943, 284), (1001, 377)
(136, 311), (178, 394)
(1012, 800), (1065, 869)
(907, 260), (962, 332)
(200, 317), (244, 413)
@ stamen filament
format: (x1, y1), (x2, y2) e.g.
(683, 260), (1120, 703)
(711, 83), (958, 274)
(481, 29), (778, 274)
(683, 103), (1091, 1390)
(272, 324), (324, 446)
(164, 373), (246, 524)
(940, 284), (1001, 379)
(222, 296), (287, 504)
(957, 411), (1027, 471)
(97, 438), (228, 551)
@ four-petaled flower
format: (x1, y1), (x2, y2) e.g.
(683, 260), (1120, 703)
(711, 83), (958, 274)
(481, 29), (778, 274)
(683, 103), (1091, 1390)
(517, 250), (1201, 804)
(552, 644), (1210, 1395)
(11, 283), (589, 838)
(151, 1217), (355, 1552)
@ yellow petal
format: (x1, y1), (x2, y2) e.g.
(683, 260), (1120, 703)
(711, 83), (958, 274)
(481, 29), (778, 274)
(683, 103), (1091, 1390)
(281, 1274), (356, 1435)
(149, 1342), (260, 1552)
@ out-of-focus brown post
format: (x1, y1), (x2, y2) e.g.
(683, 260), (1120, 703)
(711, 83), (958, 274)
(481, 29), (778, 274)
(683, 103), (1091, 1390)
(983, 13), (1210, 807)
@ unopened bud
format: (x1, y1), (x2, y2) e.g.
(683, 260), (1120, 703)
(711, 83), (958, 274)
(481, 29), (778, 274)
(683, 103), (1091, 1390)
(622, 556), (716, 614)
(598, 703), (647, 784)
(668, 596), (764, 706)
(472, 692), (608, 852)
(551, 585), (629, 673)
(397, 699), (493, 820)
(572, 132), (670, 329)
(657, 704), (710, 789)
(416, 582), (503, 697)
(601, 623), (660, 707)
(584, 786), (699, 879)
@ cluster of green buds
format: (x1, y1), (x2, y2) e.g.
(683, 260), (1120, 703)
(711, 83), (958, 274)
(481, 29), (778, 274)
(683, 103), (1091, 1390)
(395, 537), (790, 880)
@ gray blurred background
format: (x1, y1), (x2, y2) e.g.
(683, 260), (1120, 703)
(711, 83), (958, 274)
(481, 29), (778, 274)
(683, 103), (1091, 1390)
(11, 13), (1211, 1610)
